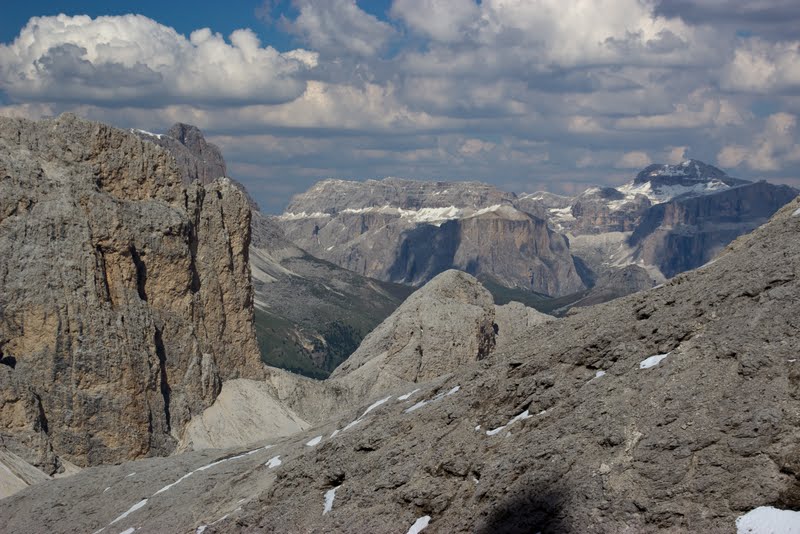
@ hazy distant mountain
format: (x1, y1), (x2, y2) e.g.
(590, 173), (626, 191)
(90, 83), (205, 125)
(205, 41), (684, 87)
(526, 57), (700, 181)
(523, 159), (797, 283)
(276, 178), (586, 297)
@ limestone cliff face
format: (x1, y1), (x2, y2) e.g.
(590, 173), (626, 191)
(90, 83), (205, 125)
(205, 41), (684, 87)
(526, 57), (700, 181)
(0, 114), (263, 472)
(630, 181), (798, 277)
(568, 187), (651, 234)
(131, 123), (226, 187)
(330, 270), (497, 391)
(278, 180), (584, 297)
(133, 123), (260, 211)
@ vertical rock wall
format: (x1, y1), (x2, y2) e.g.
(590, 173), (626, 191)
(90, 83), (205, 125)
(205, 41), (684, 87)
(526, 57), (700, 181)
(0, 114), (263, 471)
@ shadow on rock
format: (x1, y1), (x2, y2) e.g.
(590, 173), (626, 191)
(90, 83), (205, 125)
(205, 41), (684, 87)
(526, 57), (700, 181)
(476, 484), (573, 534)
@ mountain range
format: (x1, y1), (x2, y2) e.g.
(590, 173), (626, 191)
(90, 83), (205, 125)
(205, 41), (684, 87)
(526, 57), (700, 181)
(275, 159), (796, 312)
(0, 115), (798, 533)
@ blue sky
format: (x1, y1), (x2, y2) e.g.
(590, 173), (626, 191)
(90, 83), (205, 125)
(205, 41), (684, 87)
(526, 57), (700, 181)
(1, 1), (799, 212)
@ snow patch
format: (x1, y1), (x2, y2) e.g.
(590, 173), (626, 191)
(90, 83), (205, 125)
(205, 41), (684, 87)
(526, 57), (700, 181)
(404, 385), (460, 413)
(406, 515), (431, 534)
(132, 128), (163, 139)
(445, 385), (460, 396)
(196, 527), (207, 534)
(486, 410), (533, 436)
(323, 486), (339, 515)
(736, 506), (800, 533)
(125, 472), (136, 477)
(266, 456), (282, 469)
(118, 528), (136, 534)
(397, 388), (420, 401)
(277, 211), (331, 221)
(330, 429), (340, 438)
(110, 499), (148, 525)
(486, 425), (507, 436)
(639, 353), (670, 369)
(342, 419), (362, 431)
(595, 370), (606, 378)
(154, 472), (193, 495)
(405, 401), (428, 413)
(617, 178), (729, 205)
(361, 396), (392, 417)
(196, 459), (227, 472)
(306, 436), (323, 447)
(793, 207), (800, 217)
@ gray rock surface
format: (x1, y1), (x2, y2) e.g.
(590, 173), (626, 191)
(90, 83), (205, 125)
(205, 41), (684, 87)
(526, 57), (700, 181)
(139, 123), (412, 378)
(3, 197), (799, 533)
(630, 180), (799, 277)
(250, 212), (412, 378)
(568, 186), (651, 234)
(133, 122), (260, 211)
(175, 269), (511, 452)
(493, 301), (553, 352)
(0, 447), (51, 500)
(0, 114), (263, 471)
(135, 123), (226, 185)
(278, 181), (585, 297)
(330, 270), (497, 390)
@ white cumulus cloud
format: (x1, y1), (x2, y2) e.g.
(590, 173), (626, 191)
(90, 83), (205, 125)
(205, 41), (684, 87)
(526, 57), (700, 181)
(718, 112), (800, 171)
(615, 151), (652, 169)
(721, 38), (800, 93)
(286, 0), (396, 57)
(391, 0), (480, 42)
(0, 14), (317, 106)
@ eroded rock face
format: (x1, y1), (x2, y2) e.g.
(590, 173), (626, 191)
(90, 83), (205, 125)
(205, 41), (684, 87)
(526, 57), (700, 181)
(0, 114), (263, 471)
(3, 199), (800, 534)
(330, 269), (497, 396)
(568, 187), (651, 234)
(174, 269), (509, 451)
(630, 181), (799, 277)
(277, 180), (584, 297)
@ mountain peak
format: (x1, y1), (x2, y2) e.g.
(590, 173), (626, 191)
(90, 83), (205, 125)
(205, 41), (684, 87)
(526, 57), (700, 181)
(633, 159), (738, 186)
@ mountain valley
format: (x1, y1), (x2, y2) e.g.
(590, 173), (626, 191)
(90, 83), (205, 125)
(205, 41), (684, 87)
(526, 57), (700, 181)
(0, 115), (798, 533)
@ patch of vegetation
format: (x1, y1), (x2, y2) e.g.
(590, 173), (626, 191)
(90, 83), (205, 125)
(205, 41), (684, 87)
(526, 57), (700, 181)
(253, 308), (329, 380)
(479, 275), (593, 316)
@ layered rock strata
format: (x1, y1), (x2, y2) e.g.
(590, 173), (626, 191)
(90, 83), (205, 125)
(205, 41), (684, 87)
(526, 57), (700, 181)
(0, 114), (263, 471)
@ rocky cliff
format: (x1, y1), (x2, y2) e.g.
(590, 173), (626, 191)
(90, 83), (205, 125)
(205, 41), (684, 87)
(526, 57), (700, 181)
(171, 270), (520, 453)
(134, 123), (227, 186)
(278, 180), (585, 297)
(630, 180), (799, 277)
(0, 114), (263, 472)
(526, 160), (797, 308)
(249, 213), (412, 378)
(137, 124), (412, 378)
(133, 123), (260, 211)
(2, 195), (799, 533)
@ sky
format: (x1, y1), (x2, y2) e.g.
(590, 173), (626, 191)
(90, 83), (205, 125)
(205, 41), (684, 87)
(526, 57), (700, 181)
(1, 1), (799, 213)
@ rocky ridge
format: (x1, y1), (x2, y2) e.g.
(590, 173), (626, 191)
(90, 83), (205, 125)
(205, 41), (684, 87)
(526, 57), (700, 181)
(0, 114), (263, 472)
(137, 124), (413, 378)
(2, 198), (799, 533)
(278, 179), (585, 297)
(276, 161), (795, 309)
(249, 213), (412, 378)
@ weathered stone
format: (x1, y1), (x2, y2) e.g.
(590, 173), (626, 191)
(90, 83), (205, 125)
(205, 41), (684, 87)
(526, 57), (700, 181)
(278, 181), (584, 297)
(3, 197), (798, 533)
(0, 114), (263, 470)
